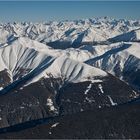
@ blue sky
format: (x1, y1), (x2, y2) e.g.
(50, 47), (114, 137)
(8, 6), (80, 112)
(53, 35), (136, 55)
(0, 1), (140, 22)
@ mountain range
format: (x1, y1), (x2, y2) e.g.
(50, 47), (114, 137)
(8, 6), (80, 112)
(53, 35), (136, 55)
(0, 17), (140, 138)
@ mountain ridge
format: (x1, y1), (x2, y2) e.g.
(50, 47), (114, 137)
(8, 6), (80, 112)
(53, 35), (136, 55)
(0, 17), (140, 138)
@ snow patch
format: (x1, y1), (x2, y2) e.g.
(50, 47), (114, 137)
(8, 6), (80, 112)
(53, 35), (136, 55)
(98, 105), (101, 108)
(0, 87), (3, 91)
(98, 84), (104, 94)
(49, 131), (52, 135)
(85, 97), (95, 103)
(107, 95), (117, 106)
(84, 82), (92, 95)
(84, 79), (103, 95)
(132, 90), (139, 98)
(20, 87), (23, 90)
(46, 98), (57, 112)
(20, 106), (25, 109)
(91, 79), (103, 83)
(51, 122), (59, 128)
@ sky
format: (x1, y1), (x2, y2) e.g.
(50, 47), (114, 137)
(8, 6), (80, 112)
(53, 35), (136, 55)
(0, 1), (140, 22)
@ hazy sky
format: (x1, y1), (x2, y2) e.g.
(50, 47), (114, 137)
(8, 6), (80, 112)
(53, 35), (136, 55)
(0, 1), (140, 22)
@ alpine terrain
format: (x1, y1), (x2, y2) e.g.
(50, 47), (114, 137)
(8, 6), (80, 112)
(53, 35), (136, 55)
(0, 17), (140, 138)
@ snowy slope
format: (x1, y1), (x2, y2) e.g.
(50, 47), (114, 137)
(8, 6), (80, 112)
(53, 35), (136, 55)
(0, 36), (108, 90)
(83, 42), (140, 89)
(108, 28), (140, 42)
(0, 37), (56, 85)
(85, 42), (140, 72)
(28, 55), (107, 84)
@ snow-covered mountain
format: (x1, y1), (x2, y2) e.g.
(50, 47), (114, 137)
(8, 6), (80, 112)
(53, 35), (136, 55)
(83, 42), (140, 89)
(0, 18), (140, 137)
(0, 17), (140, 47)
(0, 37), (106, 89)
(108, 28), (140, 42)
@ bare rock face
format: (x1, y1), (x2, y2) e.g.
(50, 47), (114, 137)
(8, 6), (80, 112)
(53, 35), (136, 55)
(0, 69), (11, 89)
